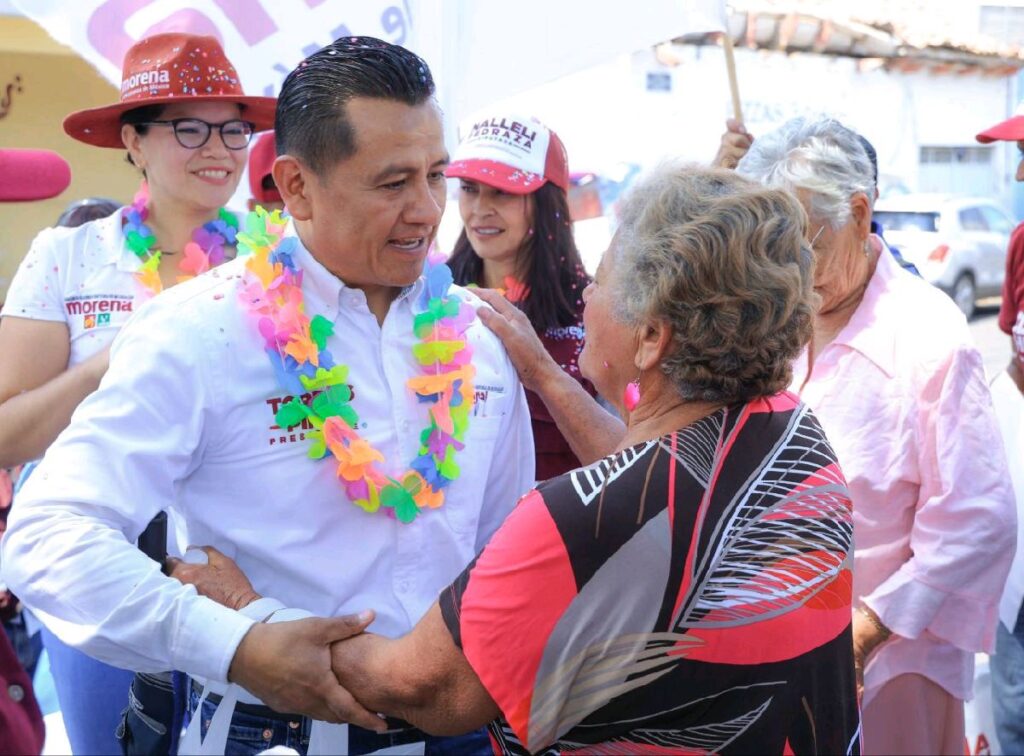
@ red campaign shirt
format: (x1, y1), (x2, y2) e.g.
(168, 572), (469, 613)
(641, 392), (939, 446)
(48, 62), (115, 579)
(527, 318), (598, 481)
(1000, 221), (1024, 367)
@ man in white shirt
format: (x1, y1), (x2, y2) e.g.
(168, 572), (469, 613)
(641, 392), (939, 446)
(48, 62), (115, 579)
(2, 37), (534, 753)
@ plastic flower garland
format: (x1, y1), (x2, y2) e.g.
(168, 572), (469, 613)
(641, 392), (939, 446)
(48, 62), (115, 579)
(236, 207), (477, 523)
(122, 181), (238, 296)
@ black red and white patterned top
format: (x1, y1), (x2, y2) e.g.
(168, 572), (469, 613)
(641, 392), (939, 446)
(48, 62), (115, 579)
(441, 392), (862, 755)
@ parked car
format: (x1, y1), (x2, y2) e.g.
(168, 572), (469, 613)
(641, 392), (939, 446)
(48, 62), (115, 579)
(873, 194), (1015, 318)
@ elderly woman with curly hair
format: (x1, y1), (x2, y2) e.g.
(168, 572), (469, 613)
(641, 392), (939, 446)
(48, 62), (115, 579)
(174, 166), (861, 755)
(736, 117), (1017, 755)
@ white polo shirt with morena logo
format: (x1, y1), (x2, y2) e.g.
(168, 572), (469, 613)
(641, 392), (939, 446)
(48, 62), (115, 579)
(2, 210), (151, 366)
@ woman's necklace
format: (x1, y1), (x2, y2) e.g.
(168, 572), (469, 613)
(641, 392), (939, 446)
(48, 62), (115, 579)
(237, 207), (477, 523)
(122, 181), (238, 296)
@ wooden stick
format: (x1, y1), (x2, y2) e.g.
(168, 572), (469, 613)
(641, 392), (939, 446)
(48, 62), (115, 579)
(722, 31), (744, 124)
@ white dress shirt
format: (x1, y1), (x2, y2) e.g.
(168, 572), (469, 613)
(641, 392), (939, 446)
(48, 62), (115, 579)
(2, 225), (535, 688)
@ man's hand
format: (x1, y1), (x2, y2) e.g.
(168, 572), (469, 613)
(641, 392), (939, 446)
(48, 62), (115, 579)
(167, 546), (261, 611)
(229, 613), (387, 731)
(474, 288), (560, 392)
(711, 118), (754, 170)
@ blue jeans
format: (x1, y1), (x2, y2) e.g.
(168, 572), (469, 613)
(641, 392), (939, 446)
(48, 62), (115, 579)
(189, 686), (492, 755)
(40, 624), (134, 755)
(992, 602), (1024, 755)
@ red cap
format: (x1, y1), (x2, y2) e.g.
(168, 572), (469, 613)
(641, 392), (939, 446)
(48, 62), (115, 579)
(64, 32), (276, 148)
(446, 114), (568, 195)
(976, 103), (1024, 143)
(248, 131), (281, 203)
(0, 149), (71, 202)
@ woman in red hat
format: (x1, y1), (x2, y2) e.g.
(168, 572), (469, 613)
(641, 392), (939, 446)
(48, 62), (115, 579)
(0, 31), (274, 755)
(445, 113), (598, 480)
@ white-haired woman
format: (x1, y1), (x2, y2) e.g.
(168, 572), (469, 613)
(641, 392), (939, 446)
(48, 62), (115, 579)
(737, 117), (1016, 755)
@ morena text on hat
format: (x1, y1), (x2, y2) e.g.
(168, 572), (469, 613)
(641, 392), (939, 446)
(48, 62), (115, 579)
(120, 69), (170, 97)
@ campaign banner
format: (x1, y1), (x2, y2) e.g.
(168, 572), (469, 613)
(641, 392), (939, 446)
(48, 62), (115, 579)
(11, 0), (726, 128)
(10, 0), (412, 97)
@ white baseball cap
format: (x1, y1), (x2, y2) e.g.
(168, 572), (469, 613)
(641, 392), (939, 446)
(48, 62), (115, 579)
(446, 113), (569, 195)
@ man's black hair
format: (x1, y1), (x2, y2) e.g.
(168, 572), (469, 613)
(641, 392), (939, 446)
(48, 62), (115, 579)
(275, 36), (435, 175)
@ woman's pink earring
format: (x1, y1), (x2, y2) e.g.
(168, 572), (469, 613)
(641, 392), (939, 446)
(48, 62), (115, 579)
(623, 373), (641, 412)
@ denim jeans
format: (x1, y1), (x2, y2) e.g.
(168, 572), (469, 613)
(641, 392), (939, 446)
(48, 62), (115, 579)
(992, 604), (1024, 755)
(189, 686), (492, 755)
(39, 624), (135, 756)
(116, 671), (188, 755)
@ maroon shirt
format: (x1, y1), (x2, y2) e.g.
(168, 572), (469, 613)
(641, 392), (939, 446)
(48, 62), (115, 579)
(1000, 221), (1024, 368)
(0, 632), (44, 755)
(528, 317), (597, 481)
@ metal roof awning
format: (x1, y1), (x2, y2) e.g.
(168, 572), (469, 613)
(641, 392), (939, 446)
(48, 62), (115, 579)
(673, 1), (1024, 76)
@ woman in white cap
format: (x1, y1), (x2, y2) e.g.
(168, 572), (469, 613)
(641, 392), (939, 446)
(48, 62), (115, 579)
(0, 31), (274, 754)
(445, 115), (597, 480)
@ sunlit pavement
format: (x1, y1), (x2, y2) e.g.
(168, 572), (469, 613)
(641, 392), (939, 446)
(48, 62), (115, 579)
(970, 300), (1011, 381)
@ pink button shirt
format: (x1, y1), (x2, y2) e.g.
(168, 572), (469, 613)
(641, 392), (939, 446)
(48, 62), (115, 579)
(791, 243), (1016, 705)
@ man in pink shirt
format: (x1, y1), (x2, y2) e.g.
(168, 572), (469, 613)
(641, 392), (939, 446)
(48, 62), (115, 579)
(740, 116), (1016, 755)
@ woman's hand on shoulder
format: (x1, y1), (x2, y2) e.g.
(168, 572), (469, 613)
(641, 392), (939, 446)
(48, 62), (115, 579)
(474, 288), (560, 392)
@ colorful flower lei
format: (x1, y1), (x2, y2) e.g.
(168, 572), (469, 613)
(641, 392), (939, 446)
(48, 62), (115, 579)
(122, 181), (238, 296)
(237, 207), (477, 523)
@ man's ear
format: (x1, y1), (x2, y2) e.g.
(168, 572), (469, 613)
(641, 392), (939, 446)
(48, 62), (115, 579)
(635, 318), (672, 373)
(273, 155), (313, 221)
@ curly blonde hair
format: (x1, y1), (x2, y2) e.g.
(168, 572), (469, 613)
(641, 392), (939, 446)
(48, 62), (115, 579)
(612, 165), (815, 404)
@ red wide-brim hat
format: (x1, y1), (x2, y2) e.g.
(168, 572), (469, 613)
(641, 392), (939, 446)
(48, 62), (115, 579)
(64, 32), (276, 149)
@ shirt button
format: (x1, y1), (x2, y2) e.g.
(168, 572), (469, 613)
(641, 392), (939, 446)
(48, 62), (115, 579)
(288, 721), (301, 730)
(8, 684), (24, 702)
(262, 728), (273, 740)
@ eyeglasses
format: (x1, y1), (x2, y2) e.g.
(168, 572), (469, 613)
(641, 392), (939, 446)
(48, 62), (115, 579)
(140, 118), (255, 150)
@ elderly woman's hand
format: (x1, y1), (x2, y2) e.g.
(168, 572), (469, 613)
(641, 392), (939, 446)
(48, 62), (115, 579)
(851, 605), (892, 699)
(475, 288), (562, 393)
(712, 119), (754, 170)
(167, 546), (262, 611)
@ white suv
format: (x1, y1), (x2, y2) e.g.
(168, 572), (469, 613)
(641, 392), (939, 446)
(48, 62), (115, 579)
(873, 194), (1015, 318)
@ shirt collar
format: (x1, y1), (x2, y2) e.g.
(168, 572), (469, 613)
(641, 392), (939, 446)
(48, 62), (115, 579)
(827, 235), (904, 378)
(288, 222), (426, 321)
(104, 208), (140, 271)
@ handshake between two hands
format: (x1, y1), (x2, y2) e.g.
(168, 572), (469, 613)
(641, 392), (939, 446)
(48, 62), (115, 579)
(167, 546), (388, 731)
